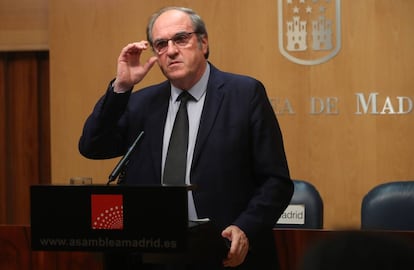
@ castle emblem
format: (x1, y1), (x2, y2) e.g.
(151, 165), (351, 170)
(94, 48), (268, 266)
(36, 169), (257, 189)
(278, 0), (341, 65)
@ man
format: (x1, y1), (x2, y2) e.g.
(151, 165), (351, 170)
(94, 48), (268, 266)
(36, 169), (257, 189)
(79, 6), (293, 270)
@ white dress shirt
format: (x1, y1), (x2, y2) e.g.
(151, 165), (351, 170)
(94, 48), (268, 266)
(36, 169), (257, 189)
(162, 63), (210, 220)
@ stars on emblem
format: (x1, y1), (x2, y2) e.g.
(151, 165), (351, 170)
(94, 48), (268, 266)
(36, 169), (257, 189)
(293, 6), (300, 13)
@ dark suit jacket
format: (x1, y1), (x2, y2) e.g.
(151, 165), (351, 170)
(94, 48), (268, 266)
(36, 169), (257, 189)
(79, 64), (293, 269)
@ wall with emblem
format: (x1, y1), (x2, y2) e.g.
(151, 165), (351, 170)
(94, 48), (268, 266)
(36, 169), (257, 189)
(49, 0), (414, 228)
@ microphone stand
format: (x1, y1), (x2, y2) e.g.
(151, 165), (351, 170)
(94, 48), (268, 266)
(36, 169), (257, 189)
(106, 131), (144, 185)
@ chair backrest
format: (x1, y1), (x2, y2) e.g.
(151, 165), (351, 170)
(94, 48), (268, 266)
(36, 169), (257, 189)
(298, 230), (414, 270)
(361, 181), (414, 230)
(275, 180), (324, 229)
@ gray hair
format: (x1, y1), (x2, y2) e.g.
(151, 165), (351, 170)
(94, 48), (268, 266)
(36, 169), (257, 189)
(146, 6), (209, 59)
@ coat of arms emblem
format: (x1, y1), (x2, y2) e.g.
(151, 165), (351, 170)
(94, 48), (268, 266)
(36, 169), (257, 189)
(278, 0), (341, 65)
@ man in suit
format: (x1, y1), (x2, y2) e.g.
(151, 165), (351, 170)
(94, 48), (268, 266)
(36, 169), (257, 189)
(79, 6), (293, 270)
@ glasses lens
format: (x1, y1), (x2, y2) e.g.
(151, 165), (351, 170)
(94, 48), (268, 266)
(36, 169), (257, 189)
(154, 40), (168, 53)
(173, 32), (192, 46)
(154, 32), (195, 54)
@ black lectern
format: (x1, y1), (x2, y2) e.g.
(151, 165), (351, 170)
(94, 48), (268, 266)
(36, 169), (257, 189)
(30, 185), (228, 264)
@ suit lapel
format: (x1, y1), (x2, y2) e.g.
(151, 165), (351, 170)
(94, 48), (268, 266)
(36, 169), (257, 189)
(147, 83), (170, 182)
(192, 66), (225, 169)
(143, 66), (226, 181)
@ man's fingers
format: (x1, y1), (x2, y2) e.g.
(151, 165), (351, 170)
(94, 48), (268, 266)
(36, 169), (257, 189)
(221, 225), (249, 267)
(132, 41), (150, 49)
(144, 56), (158, 70)
(119, 41), (151, 61)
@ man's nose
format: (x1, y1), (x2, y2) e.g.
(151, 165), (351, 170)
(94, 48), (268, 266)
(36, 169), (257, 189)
(166, 40), (179, 55)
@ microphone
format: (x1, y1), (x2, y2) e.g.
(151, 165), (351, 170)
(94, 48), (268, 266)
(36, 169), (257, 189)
(107, 131), (144, 185)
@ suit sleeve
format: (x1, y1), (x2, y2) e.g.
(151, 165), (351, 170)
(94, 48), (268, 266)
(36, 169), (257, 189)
(232, 80), (293, 240)
(78, 81), (132, 159)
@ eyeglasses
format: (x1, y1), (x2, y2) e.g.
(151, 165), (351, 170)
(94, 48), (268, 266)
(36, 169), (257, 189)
(153, 32), (198, 54)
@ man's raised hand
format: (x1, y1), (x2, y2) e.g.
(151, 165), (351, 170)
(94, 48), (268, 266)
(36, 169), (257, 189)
(113, 41), (158, 93)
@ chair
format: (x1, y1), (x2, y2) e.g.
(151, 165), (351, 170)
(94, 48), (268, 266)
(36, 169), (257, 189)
(361, 181), (414, 230)
(275, 179), (324, 229)
(298, 230), (414, 270)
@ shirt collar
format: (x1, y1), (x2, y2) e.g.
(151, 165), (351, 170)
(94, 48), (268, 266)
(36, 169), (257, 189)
(170, 63), (210, 102)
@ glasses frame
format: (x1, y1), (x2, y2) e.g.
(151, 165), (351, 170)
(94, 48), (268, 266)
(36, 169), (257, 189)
(152, 31), (198, 55)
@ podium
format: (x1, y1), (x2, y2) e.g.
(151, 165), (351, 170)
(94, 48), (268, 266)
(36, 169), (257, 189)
(30, 185), (228, 264)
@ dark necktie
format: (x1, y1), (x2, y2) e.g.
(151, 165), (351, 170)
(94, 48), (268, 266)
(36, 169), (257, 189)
(163, 91), (192, 185)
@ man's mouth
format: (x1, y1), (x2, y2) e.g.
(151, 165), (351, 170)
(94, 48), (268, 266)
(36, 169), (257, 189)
(168, 61), (182, 67)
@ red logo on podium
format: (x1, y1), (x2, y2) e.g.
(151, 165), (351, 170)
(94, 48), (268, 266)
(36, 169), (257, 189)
(91, 194), (123, 230)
